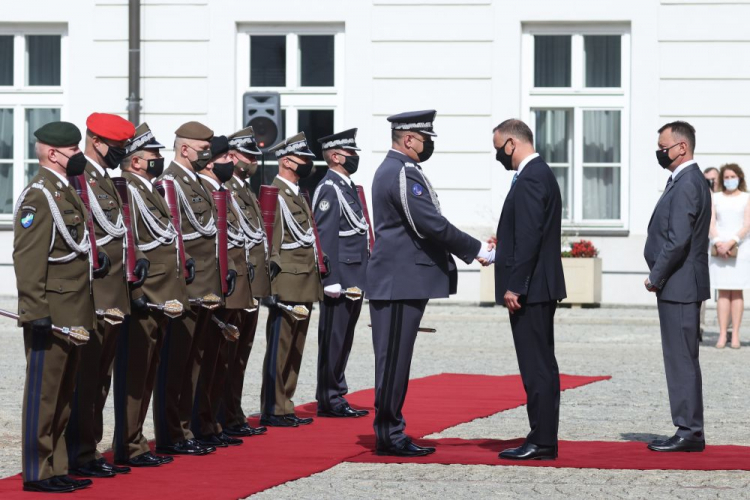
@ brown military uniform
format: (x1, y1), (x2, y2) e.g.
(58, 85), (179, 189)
(113, 172), (189, 461)
(261, 175), (323, 416)
(220, 175), (272, 429)
(14, 167), (95, 482)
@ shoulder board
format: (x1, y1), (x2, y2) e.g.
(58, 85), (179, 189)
(404, 162), (416, 168)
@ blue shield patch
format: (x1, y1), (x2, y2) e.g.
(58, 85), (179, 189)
(411, 183), (424, 196)
(21, 212), (34, 228)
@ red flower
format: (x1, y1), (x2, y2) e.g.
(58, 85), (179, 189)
(568, 240), (599, 258)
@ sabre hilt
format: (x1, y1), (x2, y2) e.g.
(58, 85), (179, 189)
(210, 314), (240, 342)
(96, 308), (125, 325)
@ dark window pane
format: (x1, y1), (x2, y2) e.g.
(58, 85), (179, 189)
(0, 36), (13, 86)
(250, 36), (286, 87)
(300, 36), (334, 87)
(298, 109), (334, 193)
(0, 164), (12, 214)
(26, 108), (61, 159)
(534, 35), (571, 87)
(0, 109), (13, 159)
(585, 35), (621, 87)
(534, 109), (569, 163)
(27, 35), (61, 86)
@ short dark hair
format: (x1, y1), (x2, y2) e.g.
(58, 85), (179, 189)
(703, 166), (719, 175)
(719, 163), (747, 193)
(493, 119), (533, 144)
(658, 120), (696, 153)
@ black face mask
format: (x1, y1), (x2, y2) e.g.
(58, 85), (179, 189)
(57, 150), (87, 176)
(144, 157), (164, 178)
(189, 147), (211, 171)
(417, 140), (434, 163)
(495, 139), (514, 171)
(213, 162), (235, 183)
(342, 155), (360, 174)
(289, 159), (313, 179)
(656, 143), (680, 169)
(99, 143), (127, 169)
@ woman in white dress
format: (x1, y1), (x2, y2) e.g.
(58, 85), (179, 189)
(709, 163), (750, 349)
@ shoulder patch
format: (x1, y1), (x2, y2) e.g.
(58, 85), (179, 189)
(411, 183), (424, 197)
(319, 199), (330, 212)
(20, 211), (35, 228)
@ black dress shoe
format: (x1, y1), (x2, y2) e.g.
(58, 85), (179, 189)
(376, 440), (435, 457)
(647, 435), (705, 452)
(217, 432), (243, 446)
(117, 452), (162, 467)
(153, 453), (174, 465)
(23, 477), (75, 493)
(197, 434), (228, 448)
(70, 459), (116, 478)
(317, 404), (362, 418)
(224, 424), (254, 437)
(285, 414), (313, 425)
(186, 438), (216, 454)
(346, 404), (370, 417)
(499, 442), (557, 460)
(408, 440), (436, 454)
(56, 475), (93, 490)
(156, 439), (212, 456)
(99, 458), (131, 474)
(249, 425), (267, 435)
(260, 414), (298, 427)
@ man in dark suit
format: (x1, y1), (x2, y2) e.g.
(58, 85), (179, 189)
(367, 110), (491, 457)
(493, 119), (566, 461)
(644, 121), (710, 452)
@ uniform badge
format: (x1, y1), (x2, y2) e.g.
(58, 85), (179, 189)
(183, 176), (190, 184)
(89, 178), (97, 186)
(73, 215), (81, 223)
(91, 170), (97, 177)
(56, 181), (63, 189)
(285, 189), (292, 196)
(412, 183), (424, 196)
(340, 180), (345, 186)
(20, 211), (35, 228)
(54, 191), (61, 200)
(319, 200), (330, 212)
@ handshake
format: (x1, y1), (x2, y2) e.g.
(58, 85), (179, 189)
(476, 236), (497, 267)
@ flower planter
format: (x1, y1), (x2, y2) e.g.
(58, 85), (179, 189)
(561, 257), (602, 306)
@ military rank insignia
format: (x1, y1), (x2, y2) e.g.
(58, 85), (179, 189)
(89, 178), (97, 186)
(412, 183), (424, 196)
(20, 211), (34, 228)
(54, 191), (61, 200)
(319, 200), (330, 212)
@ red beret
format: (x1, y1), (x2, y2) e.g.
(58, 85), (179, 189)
(86, 113), (136, 141)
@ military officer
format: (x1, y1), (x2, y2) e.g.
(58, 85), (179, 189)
(312, 128), (370, 418)
(190, 136), (246, 448)
(367, 110), (491, 457)
(64, 113), (146, 478)
(260, 132), (325, 427)
(112, 123), (189, 467)
(219, 126), (271, 437)
(154, 122), (236, 456)
(15, 121), (109, 493)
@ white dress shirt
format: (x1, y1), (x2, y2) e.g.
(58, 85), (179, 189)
(276, 175), (299, 196)
(516, 153), (540, 177)
(43, 167), (70, 187)
(84, 155), (107, 177)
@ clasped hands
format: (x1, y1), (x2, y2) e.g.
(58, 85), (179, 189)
(476, 236), (497, 267)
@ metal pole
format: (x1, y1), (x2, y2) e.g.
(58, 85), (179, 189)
(127, 0), (141, 124)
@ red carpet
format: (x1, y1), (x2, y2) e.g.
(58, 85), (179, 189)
(0, 373), (605, 498)
(351, 438), (750, 471)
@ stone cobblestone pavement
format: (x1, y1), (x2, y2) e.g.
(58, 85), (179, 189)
(1, 297), (749, 498)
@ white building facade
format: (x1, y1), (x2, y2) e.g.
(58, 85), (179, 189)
(1, 0), (748, 304)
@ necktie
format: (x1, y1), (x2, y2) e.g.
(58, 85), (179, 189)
(665, 175), (673, 189)
(511, 173), (518, 186)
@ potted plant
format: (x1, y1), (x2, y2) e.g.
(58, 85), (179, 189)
(561, 239), (602, 306)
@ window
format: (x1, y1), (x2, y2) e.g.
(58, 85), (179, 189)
(0, 26), (66, 223)
(522, 26), (629, 231)
(238, 24), (343, 190)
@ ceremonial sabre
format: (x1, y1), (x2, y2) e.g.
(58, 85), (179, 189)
(301, 190), (329, 276)
(0, 309), (90, 346)
(155, 180), (190, 279)
(277, 303), (310, 321)
(70, 175), (101, 270)
(96, 308), (125, 325)
(189, 293), (222, 310)
(367, 323), (436, 333)
(258, 185), (279, 245)
(112, 177), (138, 282)
(212, 190), (230, 295)
(147, 299), (184, 318)
(344, 287), (363, 301)
(356, 185), (375, 253)
(210, 314), (240, 341)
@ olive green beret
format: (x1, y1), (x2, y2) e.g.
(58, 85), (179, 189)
(175, 121), (213, 141)
(33, 121), (82, 147)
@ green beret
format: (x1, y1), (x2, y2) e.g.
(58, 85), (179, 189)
(34, 121), (82, 147)
(175, 121), (213, 141)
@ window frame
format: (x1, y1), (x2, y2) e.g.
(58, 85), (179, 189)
(522, 24), (630, 233)
(0, 24), (67, 226)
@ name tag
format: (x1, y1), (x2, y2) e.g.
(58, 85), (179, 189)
(98, 194), (108, 199)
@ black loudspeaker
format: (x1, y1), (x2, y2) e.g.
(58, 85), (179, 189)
(242, 92), (281, 151)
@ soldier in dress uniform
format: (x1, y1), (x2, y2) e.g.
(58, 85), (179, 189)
(190, 136), (246, 448)
(260, 132), (325, 427)
(312, 128), (370, 418)
(367, 110), (491, 457)
(15, 121), (110, 493)
(112, 123), (189, 467)
(219, 126), (271, 437)
(66, 113), (146, 479)
(153, 122), (236, 456)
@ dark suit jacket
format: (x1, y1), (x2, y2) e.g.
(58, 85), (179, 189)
(644, 163), (711, 303)
(313, 169), (369, 291)
(495, 155), (566, 304)
(366, 150), (480, 301)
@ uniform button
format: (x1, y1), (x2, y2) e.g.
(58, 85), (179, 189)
(58, 286), (63, 292)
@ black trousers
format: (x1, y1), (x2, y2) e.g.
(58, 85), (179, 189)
(509, 300), (560, 447)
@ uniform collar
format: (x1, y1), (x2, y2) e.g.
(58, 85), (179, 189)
(84, 154), (107, 176)
(42, 166), (70, 187)
(672, 159), (696, 179)
(276, 175), (299, 196)
(198, 174), (221, 191)
(131, 172), (154, 192)
(330, 168), (351, 185)
(173, 161), (197, 182)
(517, 153), (540, 176)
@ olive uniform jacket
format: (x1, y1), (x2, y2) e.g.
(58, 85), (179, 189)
(269, 176), (323, 303)
(160, 162), (234, 300)
(14, 167), (96, 330)
(122, 172), (189, 309)
(225, 175), (272, 298)
(200, 177), (252, 310)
